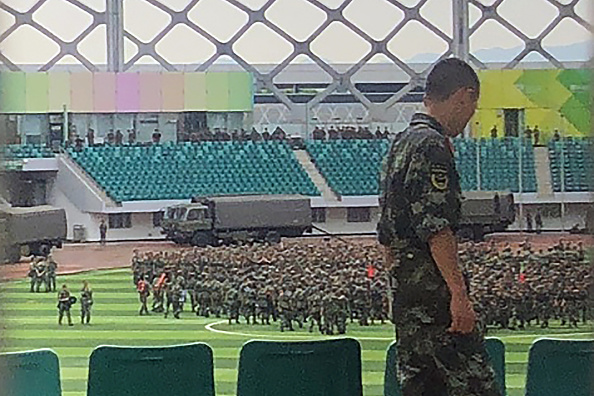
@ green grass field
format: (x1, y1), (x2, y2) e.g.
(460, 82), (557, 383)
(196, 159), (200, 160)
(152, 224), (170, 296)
(1, 268), (592, 396)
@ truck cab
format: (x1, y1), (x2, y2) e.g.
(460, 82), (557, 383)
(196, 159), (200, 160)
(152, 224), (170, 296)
(161, 203), (212, 244)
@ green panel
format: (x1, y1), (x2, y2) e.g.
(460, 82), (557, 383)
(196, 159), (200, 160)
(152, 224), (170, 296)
(184, 72), (207, 111)
(206, 72), (230, 112)
(25, 73), (49, 113)
(0, 72), (26, 113)
(228, 72), (253, 111)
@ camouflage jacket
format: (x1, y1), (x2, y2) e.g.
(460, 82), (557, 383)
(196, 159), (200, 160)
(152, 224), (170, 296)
(378, 113), (461, 253)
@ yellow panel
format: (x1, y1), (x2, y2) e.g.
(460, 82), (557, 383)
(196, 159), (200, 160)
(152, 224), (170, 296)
(48, 72), (71, 112)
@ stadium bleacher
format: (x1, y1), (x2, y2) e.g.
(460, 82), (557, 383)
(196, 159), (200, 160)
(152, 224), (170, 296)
(478, 138), (537, 193)
(306, 138), (537, 196)
(548, 138), (593, 192)
(68, 141), (320, 202)
(305, 139), (390, 196)
(1, 144), (55, 160)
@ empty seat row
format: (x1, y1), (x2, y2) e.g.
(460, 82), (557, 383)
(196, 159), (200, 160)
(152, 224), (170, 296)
(68, 141), (320, 202)
(1, 144), (55, 159)
(548, 139), (594, 192)
(2, 338), (592, 396)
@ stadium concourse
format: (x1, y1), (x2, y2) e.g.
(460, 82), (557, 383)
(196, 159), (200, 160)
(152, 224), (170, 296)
(1, 233), (592, 396)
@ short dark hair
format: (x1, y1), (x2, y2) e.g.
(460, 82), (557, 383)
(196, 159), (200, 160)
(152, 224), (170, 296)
(424, 58), (479, 101)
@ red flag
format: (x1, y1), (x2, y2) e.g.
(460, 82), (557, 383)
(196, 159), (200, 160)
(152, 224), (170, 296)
(518, 273), (526, 283)
(366, 265), (376, 279)
(156, 273), (167, 288)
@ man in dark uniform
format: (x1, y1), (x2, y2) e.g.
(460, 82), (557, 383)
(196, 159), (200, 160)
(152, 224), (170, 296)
(378, 58), (500, 396)
(58, 284), (74, 326)
(99, 220), (107, 246)
(80, 280), (93, 325)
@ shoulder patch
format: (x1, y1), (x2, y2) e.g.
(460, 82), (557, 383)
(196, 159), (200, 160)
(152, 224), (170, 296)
(430, 164), (448, 190)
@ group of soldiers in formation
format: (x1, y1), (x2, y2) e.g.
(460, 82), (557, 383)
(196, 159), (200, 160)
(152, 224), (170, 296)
(131, 238), (591, 334)
(27, 255), (94, 326)
(28, 255), (58, 293)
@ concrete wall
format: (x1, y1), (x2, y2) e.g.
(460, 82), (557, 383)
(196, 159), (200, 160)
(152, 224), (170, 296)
(55, 156), (106, 212)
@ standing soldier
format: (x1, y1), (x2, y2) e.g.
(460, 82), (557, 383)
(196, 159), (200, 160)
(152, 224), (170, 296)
(57, 284), (74, 326)
(377, 59), (500, 395)
(277, 289), (294, 332)
(137, 276), (150, 315)
(28, 258), (39, 293)
(80, 280), (93, 325)
(99, 220), (107, 246)
(47, 254), (58, 292)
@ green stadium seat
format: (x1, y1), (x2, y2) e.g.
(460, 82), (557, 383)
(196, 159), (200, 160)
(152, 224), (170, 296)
(0, 349), (61, 396)
(383, 338), (506, 396)
(68, 141), (320, 202)
(237, 338), (363, 396)
(524, 339), (594, 396)
(87, 343), (215, 396)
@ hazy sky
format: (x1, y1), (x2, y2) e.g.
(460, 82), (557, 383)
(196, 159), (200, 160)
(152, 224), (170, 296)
(0, 0), (591, 65)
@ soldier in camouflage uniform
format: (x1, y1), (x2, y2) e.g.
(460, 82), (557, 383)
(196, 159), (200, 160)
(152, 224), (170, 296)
(225, 286), (241, 325)
(80, 280), (93, 325)
(277, 289), (294, 332)
(377, 59), (500, 396)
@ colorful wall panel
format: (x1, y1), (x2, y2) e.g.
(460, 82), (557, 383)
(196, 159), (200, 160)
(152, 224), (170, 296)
(206, 72), (230, 112)
(0, 72), (26, 113)
(139, 72), (161, 112)
(93, 73), (116, 113)
(472, 69), (591, 140)
(0, 71), (254, 114)
(161, 72), (185, 112)
(25, 72), (49, 113)
(228, 72), (253, 111)
(48, 72), (71, 112)
(184, 72), (207, 111)
(116, 73), (140, 113)
(70, 73), (94, 112)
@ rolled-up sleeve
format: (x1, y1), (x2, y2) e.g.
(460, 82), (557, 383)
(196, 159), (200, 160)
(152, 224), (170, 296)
(403, 137), (456, 243)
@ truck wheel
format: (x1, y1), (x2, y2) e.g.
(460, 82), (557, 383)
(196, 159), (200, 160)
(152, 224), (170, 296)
(39, 244), (51, 257)
(191, 233), (212, 248)
(20, 244), (31, 258)
(265, 231), (281, 244)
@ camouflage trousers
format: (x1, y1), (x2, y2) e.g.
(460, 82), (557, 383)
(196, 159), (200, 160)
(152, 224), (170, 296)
(395, 323), (501, 396)
(390, 250), (500, 396)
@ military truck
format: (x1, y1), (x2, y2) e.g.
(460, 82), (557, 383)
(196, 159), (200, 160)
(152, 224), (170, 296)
(162, 195), (312, 247)
(0, 202), (67, 263)
(457, 191), (516, 241)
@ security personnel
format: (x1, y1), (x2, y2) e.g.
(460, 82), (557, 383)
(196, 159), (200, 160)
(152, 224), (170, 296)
(377, 58), (500, 396)
(80, 280), (93, 325)
(57, 284), (74, 326)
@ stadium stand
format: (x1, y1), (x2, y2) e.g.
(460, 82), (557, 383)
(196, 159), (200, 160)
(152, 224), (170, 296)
(87, 343), (215, 396)
(68, 141), (320, 202)
(237, 338), (362, 396)
(306, 138), (537, 196)
(452, 138), (479, 191)
(305, 139), (390, 196)
(548, 138), (593, 192)
(478, 138), (537, 193)
(1, 144), (55, 159)
(0, 349), (62, 396)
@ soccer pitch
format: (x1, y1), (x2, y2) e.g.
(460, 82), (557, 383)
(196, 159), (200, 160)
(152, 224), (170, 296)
(1, 268), (591, 396)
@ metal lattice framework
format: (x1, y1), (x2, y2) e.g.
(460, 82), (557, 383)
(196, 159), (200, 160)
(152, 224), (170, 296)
(0, 0), (591, 123)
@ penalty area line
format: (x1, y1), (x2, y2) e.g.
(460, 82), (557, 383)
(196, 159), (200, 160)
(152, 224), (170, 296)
(204, 320), (393, 341)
